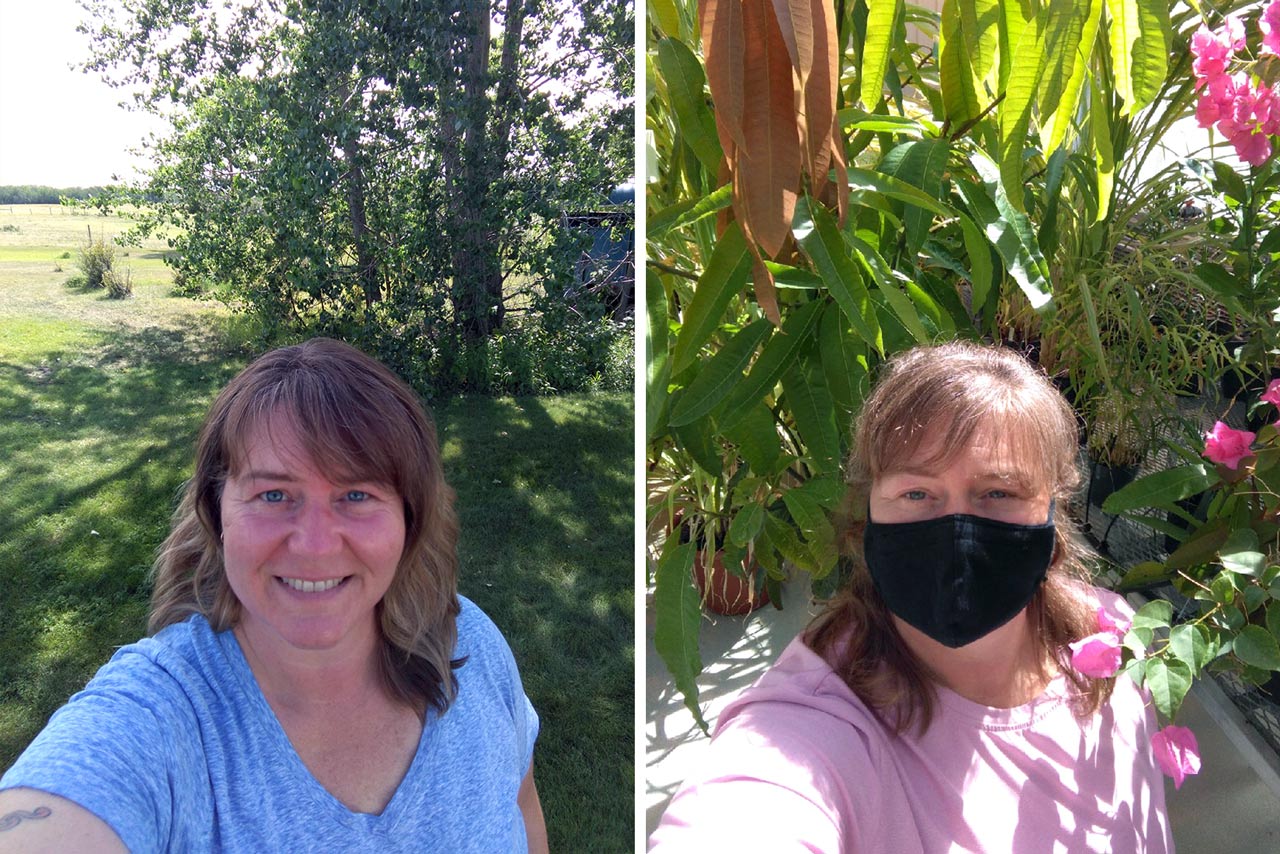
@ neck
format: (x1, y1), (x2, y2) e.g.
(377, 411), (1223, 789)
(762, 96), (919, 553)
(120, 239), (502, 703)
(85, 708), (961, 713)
(897, 611), (1055, 708)
(234, 618), (386, 716)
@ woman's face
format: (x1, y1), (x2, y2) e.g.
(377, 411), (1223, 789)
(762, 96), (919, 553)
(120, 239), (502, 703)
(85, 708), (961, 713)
(868, 425), (1052, 526)
(219, 415), (406, 655)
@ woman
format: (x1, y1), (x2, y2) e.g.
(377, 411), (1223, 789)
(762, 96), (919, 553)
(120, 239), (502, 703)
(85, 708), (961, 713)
(651, 341), (1171, 852)
(0, 338), (548, 852)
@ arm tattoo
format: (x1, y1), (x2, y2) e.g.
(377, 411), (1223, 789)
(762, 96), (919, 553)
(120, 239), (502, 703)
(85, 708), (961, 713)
(0, 806), (52, 831)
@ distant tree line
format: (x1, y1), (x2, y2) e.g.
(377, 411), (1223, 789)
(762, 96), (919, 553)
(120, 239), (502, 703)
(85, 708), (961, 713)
(0, 186), (112, 205)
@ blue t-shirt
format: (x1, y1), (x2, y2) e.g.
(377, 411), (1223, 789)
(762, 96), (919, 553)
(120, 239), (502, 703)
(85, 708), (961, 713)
(1, 596), (538, 852)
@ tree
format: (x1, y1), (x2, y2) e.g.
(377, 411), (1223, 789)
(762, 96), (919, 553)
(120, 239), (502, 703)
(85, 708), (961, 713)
(79, 0), (631, 356)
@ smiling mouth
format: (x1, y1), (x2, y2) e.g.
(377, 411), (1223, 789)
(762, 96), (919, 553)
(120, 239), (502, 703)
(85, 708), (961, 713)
(277, 576), (348, 593)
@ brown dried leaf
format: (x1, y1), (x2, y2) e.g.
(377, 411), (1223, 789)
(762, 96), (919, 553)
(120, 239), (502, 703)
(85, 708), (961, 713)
(802, 0), (838, 185)
(770, 0), (814, 80)
(701, 0), (747, 153)
(737, 0), (802, 258)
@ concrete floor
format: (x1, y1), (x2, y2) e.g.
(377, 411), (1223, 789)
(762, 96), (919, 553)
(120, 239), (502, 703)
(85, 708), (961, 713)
(645, 580), (1280, 852)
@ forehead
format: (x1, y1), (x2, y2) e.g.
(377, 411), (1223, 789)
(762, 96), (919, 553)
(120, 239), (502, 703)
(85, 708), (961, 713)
(227, 411), (367, 484)
(875, 418), (1045, 486)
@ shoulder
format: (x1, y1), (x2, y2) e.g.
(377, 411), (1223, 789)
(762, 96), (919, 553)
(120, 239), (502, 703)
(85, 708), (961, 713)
(654, 637), (884, 851)
(717, 635), (886, 768)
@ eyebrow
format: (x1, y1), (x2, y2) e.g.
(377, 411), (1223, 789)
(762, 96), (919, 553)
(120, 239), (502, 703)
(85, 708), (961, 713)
(881, 468), (1037, 484)
(238, 470), (299, 482)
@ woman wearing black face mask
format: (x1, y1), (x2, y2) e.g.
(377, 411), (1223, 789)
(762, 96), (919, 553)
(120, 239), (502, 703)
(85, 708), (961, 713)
(650, 341), (1172, 853)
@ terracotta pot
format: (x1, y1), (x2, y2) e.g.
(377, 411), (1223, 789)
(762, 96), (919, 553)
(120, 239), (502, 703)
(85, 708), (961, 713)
(691, 549), (769, 616)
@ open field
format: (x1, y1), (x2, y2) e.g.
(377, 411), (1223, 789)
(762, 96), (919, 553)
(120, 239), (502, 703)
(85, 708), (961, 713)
(0, 206), (634, 850)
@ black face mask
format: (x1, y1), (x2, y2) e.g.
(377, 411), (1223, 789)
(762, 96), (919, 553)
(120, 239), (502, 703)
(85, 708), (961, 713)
(863, 506), (1056, 648)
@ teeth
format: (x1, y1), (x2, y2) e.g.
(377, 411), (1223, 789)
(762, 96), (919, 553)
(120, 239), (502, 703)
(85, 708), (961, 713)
(280, 577), (343, 593)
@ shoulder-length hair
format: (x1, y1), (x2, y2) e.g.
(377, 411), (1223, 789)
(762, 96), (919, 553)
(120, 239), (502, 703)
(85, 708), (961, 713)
(806, 340), (1114, 735)
(150, 337), (461, 715)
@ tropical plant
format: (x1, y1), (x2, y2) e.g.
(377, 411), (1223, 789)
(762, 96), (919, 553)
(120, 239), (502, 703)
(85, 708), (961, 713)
(647, 0), (1175, 728)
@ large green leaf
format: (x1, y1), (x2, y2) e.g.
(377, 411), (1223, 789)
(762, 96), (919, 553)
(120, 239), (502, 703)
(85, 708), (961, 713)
(1167, 516), (1231, 570)
(836, 108), (926, 135)
(793, 196), (882, 353)
(669, 318), (773, 427)
(657, 37), (724, 172)
(847, 234), (929, 344)
(1235, 625), (1280, 671)
(818, 301), (865, 445)
(1105, 0), (1170, 116)
(652, 540), (708, 732)
(1089, 74), (1115, 221)
(997, 4), (1044, 211)
(1101, 463), (1218, 514)
(1039, 0), (1102, 155)
(647, 270), (672, 440)
(648, 183), (733, 239)
(955, 157), (1052, 308)
(938, 0), (998, 127)
(1144, 656), (1192, 719)
(782, 358), (841, 474)
(721, 401), (783, 474)
(670, 223), (751, 375)
(879, 139), (951, 257)
(860, 0), (901, 108)
(848, 166), (955, 218)
(718, 297), (825, 429)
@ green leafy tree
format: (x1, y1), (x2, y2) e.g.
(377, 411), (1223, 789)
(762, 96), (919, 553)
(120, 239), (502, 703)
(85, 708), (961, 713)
(80, 0), (631, 354)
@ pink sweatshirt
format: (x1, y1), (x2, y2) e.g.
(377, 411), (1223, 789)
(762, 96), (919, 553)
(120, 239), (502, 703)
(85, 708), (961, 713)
(651, 588), (1172, 853)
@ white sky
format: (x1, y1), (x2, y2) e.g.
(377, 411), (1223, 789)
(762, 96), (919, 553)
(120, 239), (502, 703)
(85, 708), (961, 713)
(0, 0), (166, 187)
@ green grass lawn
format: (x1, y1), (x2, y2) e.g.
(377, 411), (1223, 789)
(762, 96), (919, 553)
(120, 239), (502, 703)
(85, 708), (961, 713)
(0, 206), (634, 850)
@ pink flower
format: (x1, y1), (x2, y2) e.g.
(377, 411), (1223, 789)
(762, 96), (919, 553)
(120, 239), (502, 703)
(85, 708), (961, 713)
(1262, 379), (1280, 408)
(1262, 1), (1280, 56)
(1151, 725), (1202, 789)
(1070, 632), (1124, 677)
(1204, 421), (1256, 469)
(1097, 606), (1131, 637)
(1232, 130), (1273, 167)
(1192, 27), (1231, 80)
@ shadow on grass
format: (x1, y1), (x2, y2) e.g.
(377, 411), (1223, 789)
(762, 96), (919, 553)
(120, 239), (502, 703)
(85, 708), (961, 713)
(0, 319), (250, 770)
(437, 393), (634, 851)
(0, 326), (636, 851)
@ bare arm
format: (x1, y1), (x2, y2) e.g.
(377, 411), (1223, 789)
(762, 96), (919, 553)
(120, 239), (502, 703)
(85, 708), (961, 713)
(0, 788), (126, 854)
(518, 764), (548, 854)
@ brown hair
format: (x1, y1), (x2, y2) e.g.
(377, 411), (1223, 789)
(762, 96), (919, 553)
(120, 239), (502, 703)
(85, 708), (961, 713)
(806, 340), (1113, 734)
(150, 337), (461, 715)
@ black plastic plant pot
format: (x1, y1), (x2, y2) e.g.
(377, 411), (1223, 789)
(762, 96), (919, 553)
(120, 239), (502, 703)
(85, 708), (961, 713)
(1087, 460), (1141, 509)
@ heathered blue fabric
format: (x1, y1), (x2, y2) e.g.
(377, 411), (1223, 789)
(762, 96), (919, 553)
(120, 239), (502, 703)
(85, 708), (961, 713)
(1, 596), (537, 853)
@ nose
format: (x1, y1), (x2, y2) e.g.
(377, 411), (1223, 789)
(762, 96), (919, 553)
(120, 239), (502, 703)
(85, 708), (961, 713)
(288, 499), (343, 557)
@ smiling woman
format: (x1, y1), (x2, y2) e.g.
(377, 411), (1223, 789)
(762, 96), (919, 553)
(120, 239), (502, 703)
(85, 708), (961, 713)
(0, 338), (548, 852)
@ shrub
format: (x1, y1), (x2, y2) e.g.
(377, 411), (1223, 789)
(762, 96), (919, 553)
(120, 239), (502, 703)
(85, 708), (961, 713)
(102, 267), (133, 299)
(76, 239), (115, 288)
(59, 251), (71, 259)
(0, 224), (19, 233)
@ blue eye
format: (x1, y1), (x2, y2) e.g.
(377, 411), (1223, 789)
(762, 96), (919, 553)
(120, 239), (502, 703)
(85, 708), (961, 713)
(346, 490), (369, 502)
(904, 490), (928, 501)
(260, 490), (286, 503)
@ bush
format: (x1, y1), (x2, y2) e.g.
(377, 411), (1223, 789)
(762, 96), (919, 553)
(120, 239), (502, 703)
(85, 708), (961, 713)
(102, 267), (133, 299)
(76, 239), (115, 288)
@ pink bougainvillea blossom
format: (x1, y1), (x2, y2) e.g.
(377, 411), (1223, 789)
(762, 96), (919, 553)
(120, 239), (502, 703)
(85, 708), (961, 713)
(1151, 725), (1202, 789)
(1097, 606), (1131, 638)
(1070, 632), (1124, 678)
(1262, 0), (1280, 56)
(1233, 130), (1273, 167)
(1192, 26), (1233, 81)
(1204, 421), (1256, 469)
(1262, 379), (1280, 408)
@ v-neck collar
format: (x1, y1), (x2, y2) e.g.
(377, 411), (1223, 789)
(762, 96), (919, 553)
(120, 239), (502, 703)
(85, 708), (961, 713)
(215, 625), (434, 832)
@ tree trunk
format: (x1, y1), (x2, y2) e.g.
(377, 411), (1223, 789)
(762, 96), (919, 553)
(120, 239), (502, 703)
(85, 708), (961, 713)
(442, 0), (526, 342)
(344, 133), (380, 311)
